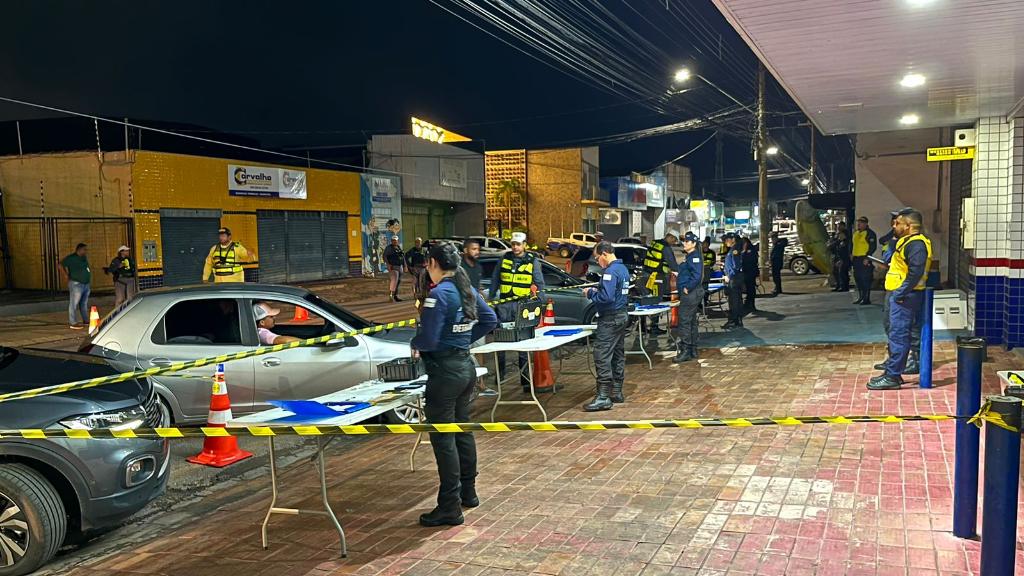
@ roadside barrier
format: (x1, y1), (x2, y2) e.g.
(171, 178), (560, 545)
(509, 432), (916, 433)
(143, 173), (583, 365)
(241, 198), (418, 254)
(0, 282), (598, 405)
(0, 413), (966, 440)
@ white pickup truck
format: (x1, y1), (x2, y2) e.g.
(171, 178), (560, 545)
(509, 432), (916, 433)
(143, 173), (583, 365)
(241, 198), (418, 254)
(546, 232), (598, 258)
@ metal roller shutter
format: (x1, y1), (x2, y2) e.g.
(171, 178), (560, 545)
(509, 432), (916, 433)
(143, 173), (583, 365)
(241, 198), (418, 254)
(285, 211), (324, 282)
(322, 211), (349, 279)
(257, 211), (288, 284)
(160, 210), (220, 286)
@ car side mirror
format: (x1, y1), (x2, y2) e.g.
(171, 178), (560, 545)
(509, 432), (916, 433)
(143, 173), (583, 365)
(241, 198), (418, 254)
(324, 335), (358, 348)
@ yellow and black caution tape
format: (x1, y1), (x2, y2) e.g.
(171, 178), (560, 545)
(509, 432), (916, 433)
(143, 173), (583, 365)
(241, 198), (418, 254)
(0, 282), (599, 405)
(967, 400), (1020, 433)
(5, 415), (960, 440)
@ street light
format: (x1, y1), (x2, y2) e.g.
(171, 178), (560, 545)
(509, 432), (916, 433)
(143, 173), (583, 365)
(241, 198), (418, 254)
(765, 145), (779, 155)
(673, 68), (692, 83)
(801, 178), (810, 186)
(670, 67), (752, 112)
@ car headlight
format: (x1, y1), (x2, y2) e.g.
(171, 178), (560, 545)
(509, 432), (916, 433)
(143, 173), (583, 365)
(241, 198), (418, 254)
(60, 406), (147, 431)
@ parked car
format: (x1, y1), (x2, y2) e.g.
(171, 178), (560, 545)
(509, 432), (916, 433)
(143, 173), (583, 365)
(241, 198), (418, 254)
(467, 236), (544, 259)
(0, 346), (169, 576)
(546, 232), (598, 258)
(616, 236), (645, 246)
(585, 244), (648, 282)
(477, 256), (596, 325)
(777, 232), (820, 275)
(424, 238), (464, 252)
(81, 284), (420, 425)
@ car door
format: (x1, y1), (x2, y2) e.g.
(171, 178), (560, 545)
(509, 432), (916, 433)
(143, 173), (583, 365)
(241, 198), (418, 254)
(248, 298), (372, 413)
(539, 262), (588, 324)
(136, 297), (256, 421)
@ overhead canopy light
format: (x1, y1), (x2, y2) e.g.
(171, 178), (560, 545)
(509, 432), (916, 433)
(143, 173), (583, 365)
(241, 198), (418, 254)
(899, 113), (920, 125)
(900, 73), (926, 88)
(765, 145), (779, 155)
(801, 178), (810, 186)
(673, 68), (692, 82)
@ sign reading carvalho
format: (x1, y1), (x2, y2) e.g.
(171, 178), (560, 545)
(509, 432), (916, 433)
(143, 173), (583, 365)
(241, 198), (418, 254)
(926, 146), (975, 162)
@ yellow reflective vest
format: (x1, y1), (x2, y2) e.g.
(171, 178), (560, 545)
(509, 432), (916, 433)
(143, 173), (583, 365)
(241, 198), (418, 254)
(204, 242), (249, 283)
(852, 230), (870, 257)
(884, 233), (932, 292)
(499, 256), (534, 297)
(643, 240), (671, 274)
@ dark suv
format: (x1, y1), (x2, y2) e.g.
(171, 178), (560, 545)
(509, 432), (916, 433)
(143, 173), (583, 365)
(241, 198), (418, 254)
(0, 347), (169, 575)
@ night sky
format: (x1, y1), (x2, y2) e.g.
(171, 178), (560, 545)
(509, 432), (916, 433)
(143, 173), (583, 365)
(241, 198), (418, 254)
(0, 1), (851, 199)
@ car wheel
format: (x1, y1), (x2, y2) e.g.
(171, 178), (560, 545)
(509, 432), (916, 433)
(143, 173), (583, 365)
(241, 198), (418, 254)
(157, 397), (173, 427)
(0, 464), (67, 576)
(790, 257), (810, 276)
(385, 404), (423, 425)
(582, 308), (597, 326)
(558, 247), (571, 258)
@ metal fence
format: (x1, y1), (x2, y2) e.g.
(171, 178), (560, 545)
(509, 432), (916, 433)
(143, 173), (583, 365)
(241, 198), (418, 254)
(1, 217), (133, 292)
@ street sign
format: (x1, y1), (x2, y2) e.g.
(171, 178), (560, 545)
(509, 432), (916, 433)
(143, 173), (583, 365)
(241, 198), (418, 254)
(926, 146), (975, 162)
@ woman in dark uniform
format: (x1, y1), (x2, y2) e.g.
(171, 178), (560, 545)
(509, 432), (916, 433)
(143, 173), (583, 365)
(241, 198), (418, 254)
(412, 242), (498, 527)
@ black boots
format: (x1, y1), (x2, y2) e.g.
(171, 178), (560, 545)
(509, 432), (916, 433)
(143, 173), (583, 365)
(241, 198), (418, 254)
(460, 483), (480, 508)
(673, 345), (697, 363)
(584, 383), (613, 411)
(390, 292), (403, 302)
(419, 506), (464, 527)
(611, 383), (625, 404)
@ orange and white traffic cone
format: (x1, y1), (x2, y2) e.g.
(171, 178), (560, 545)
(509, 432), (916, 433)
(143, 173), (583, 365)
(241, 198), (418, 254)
(532, 299), (555, 393)
(187, 363), (253, 468)
(87, 306), (100, 335)
(292, 306), (309, 322)
(670, 292), (679, 328)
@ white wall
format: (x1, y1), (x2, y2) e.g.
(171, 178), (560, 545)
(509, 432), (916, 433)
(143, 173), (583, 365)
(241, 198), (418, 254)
(854, 128), (948, 279)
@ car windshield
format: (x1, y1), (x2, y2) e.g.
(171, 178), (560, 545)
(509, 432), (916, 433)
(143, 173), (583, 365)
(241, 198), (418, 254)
(616, 247), (645, 266)
(303, 294), (373, 330)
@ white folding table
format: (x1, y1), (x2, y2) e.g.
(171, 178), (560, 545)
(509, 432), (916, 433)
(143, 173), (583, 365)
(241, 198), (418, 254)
(228, 366), (488, 558)
(627, 302), (678, 369)
(472, 325), (595, 422)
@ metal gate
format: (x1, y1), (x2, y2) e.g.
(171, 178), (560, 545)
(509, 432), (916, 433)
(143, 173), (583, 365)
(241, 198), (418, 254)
(160, 209), (221, 287)
(0, 217), (133, 292)
(256, 210), (349, 283)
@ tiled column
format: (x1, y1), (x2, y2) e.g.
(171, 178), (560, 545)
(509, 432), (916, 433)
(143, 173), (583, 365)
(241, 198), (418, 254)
(969, 117), (1024, 347)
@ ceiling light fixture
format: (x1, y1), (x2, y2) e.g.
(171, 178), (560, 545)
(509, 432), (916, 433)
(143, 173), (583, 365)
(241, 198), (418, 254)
(900, 73), (926, 88)
(899, 114), (920, 125)
(765, 145), (779, 155)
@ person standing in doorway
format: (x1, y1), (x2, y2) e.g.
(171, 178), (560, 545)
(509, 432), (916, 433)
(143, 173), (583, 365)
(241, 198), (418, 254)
(673, 232), (704, 363)
(413, 243), (498, 527)
(582, 241), (630, 411)
(383, 236), (405, 301)
(107, 245), (136, 306)
(202, 227), (250, 283)
(851, 216), (878, 305)
(60, 243), (91, 330)
(770, 232), (788, 296)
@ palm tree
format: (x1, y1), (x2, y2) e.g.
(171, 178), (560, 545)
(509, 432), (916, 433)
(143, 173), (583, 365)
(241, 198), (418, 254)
(495, 179), (525, 232)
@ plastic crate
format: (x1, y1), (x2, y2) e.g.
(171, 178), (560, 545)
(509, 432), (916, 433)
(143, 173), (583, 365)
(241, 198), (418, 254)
(376, 358), (425, 382)
(631, 295), (662, 306)
(492, 325), (536, 342)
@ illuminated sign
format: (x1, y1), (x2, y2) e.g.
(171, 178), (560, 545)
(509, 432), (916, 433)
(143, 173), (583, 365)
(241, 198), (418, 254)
(926, 146), (975, 162)
(411, 117), (471, 144)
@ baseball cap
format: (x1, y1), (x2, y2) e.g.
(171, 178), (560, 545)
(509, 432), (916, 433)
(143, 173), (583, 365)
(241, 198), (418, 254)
(253, 303), (280, 322)
(683, 232), (699, 242)
(511, 232), (527, 243)
(595, 231), (605, 237)
(218, 227), (231, 235)
(117, 245), (130, 251)
(857, 216), (868, 223)
(722, 232), (737, 240)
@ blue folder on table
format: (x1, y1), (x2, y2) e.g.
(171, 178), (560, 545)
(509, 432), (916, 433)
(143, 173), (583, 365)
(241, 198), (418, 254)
(267, 400), (371, 423)
(545, 328), (583, 337)
(635, 304), (669, 310)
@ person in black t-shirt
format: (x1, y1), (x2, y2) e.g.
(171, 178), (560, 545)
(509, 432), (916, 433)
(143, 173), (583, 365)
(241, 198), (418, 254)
(383, 236), (405, 302)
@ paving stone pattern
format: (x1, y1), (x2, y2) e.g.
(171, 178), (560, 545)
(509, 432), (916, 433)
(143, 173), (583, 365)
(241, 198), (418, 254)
(58, 340), (1024, 576)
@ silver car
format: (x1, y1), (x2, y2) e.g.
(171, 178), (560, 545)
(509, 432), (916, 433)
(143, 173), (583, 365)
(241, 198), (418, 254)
(82, 284), (417, 424)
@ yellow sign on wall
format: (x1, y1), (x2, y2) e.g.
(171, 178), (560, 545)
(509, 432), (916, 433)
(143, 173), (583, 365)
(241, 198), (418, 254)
(411, 117), (471, 144)
(926, 146), (975, 162)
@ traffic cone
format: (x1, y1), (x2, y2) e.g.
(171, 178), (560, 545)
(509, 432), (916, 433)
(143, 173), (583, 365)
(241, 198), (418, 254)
(292, 306), (309, 322)
(670, 292), (679, 328)
(532, 300), (555, 393)
(187, 363), (253, 468)
(87, 306), (100, 335)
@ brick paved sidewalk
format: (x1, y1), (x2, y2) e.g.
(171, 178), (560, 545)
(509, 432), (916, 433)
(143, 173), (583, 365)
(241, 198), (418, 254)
(59, 341), (1024, 576)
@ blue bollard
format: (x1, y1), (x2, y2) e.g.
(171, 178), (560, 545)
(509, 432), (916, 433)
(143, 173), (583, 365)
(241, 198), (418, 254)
(952, 336), (985, 539)
(980, 395), (1022, 576)
(919, 288), (934, 389)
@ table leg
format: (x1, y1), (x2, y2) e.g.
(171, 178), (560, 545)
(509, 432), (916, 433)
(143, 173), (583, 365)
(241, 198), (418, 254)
(410, 396), (426, 471)
(316, 437), (347, 558)
(260, 436), (277, 550)
(637, 317), (652, 370)
(525, 353), (548, 421)
(490, 351), (502, 423)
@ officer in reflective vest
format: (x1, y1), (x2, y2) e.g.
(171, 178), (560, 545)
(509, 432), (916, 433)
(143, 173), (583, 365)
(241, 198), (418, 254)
(868, 209), (931, 390)
(851, 216), (878, 305)
(108, 245), (136, 306)
(487, 232), (545, 393)
(874, 208), (923, 374)
(202, 227), (251, 283)
(640, 233), (678, 336)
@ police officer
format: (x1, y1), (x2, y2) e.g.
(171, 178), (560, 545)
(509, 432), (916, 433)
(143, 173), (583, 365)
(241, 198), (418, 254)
(488, 232), (545, 393)
(701, 236), (716, 305)
(640, 233), (678, 335)
(770, 232), (788, 296)
(107, 245), (136, 306)
(202, 227), (250, 283)
(741, 237), (759, 313)
(412, 242), (498, 527)
(721, 233), (745, 329)
(829, 223), (852, 292)
(874, 208), (923, 375)
(583, 241), (630, 411)
(868, 209), (931, 390)
(673, 232), (704, 363)
(851, 216), (878, 305)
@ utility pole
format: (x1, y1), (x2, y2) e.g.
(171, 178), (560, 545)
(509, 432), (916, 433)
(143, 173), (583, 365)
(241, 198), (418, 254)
(757, 63), (769, 281)
(808, 121), (816, 194)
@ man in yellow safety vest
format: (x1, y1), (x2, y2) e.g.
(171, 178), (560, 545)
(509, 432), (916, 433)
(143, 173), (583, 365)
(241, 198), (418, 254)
(202, 227), (251, 283)
(851, 216), (878, 305)
(488, 232), (546, 393)
(868, 209), (931, 390)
